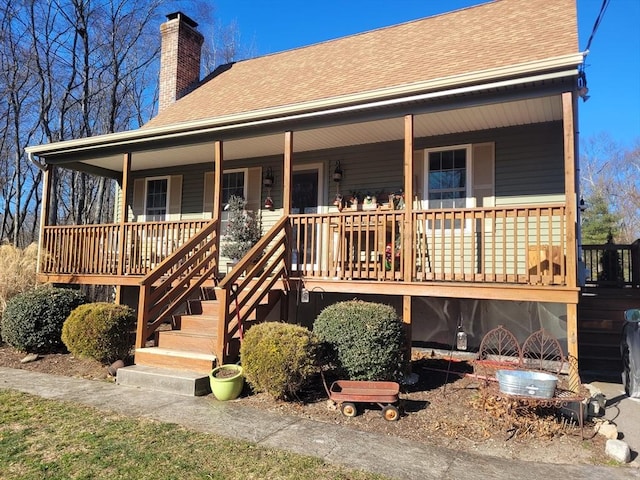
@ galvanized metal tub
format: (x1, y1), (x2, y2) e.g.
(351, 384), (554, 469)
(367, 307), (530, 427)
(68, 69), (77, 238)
(495, 369), (558, 398)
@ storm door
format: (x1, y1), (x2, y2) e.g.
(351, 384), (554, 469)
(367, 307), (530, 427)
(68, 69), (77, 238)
(291, 167), (321, 270)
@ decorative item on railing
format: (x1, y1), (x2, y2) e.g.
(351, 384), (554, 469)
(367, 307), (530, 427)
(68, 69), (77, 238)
(263, 167), (274, 209)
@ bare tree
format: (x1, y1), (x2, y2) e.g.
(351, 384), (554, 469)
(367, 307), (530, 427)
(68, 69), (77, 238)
(0, 0), (246, 245)
(580, 134), (640, 243)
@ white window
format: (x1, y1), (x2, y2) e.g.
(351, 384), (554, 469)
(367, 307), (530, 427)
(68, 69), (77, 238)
(424, 145), (472, 230)
(222, 169), (247, 207)
(426, 146), (470, 209)
(145, 177), (169, 221)
(221, 169), (248, 233)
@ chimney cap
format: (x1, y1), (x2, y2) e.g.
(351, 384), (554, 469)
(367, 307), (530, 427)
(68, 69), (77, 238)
(165, 11), (198, 29)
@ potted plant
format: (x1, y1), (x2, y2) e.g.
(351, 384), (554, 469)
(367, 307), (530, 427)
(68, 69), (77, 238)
(221, 195), (263, 262)
(209, 364), (244, 400)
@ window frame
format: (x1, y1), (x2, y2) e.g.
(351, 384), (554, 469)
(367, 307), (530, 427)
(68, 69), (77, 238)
(422, 144), (473, 232)
(220, 168), (248, 235)
(144, 176), (170, 222)
(222, 168), (248, 208)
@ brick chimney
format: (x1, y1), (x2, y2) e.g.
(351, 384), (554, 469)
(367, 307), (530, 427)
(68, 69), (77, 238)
(158, 12), (204, 112)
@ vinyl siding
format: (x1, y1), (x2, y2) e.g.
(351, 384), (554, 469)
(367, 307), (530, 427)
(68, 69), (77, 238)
(118, 121), (565, 225)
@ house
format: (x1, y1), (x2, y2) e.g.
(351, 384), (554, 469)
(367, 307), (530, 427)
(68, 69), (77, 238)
(27, 0), (592, 383)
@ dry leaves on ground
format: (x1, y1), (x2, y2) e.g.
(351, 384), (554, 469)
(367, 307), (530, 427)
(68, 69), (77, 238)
(0, 344), (608, 465)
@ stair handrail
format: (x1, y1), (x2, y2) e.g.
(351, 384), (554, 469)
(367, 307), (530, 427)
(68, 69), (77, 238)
(135, 218), (219, 348)
(215, 215), (290, 363)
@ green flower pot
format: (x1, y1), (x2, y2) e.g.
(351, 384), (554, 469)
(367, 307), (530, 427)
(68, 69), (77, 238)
(209, 364), (244, 401)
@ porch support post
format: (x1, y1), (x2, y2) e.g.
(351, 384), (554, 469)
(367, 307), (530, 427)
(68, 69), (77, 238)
(283, 131), (293, 215)
(117, 152), (131, 276)
(562, 91), (578, 360)
(37, 166), (52, 276)
(403, 114), (414, 282)
(567, 303), (578, 361)
(115, 153), (132, 304)
(562, 92), (578, 289)
(213, 141), (224, 278)
(283, 131), (293, 272)
(402, 295), (413, 367)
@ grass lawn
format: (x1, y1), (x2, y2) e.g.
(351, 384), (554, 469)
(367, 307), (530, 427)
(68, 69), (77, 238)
(0, 390), (387, 480)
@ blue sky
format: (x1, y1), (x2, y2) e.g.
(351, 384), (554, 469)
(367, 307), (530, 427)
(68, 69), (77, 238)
(211, 0), (640, 148)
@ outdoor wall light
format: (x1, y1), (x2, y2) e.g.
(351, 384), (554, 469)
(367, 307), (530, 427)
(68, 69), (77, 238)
(579, 197), (587, 212)
(263, 167), (274, 209)
(577, 71), (590, 102)
(263, 167), (274, 188)
(333, 160), (343, 182)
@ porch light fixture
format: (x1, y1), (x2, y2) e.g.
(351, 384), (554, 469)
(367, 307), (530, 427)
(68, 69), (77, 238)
(579, 197), (587, 212)
(332, 161), (343, 182)
(263, 167), (275, 209)
(263, 167), (274, 188)
(577, 71), (590, 102)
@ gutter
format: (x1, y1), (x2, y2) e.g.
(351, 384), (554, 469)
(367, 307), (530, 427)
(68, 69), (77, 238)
(28, 151), (46, 172)
(25, 52), (586, 159)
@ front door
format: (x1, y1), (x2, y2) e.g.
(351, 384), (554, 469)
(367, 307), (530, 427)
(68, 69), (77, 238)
(292, 170), (319, 215)
(292, 167), (321, 269)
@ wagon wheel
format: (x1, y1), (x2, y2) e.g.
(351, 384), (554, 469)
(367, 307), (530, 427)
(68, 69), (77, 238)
(340, 402), (358, 418)
(521, 329), (564, 375)
(382, 405), (400, 422)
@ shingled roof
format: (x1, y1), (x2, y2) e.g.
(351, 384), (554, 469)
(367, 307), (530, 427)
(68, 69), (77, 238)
(144, 0), (579, 129)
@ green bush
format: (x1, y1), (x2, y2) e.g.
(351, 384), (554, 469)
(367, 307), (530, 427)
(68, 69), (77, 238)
(1, 286), (86, 353)
(240, 322), (319, 400)
(313, 300), (406, 381)
(62, 303), (135, 363)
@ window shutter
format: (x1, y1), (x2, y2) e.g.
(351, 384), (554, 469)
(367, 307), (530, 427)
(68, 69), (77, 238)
(203, 171), (214, 219)
(245, 167), (262, 212)
(472, 142), (495, 208)
(132, 178), (145, 221)
(168, 175), (183, 220)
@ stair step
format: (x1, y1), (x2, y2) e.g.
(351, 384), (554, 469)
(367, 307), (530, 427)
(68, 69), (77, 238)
(116, 364), (212, 396)
(156, 331), (217, 354)
(196, 300), (219, 315)
(174, 314), (218, 333)
(134, 347), (217, 373)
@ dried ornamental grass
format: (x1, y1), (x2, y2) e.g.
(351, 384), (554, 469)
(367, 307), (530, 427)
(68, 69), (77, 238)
(0, 243), (38, 314)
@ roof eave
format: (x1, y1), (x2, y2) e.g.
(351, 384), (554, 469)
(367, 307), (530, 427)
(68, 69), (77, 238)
(26, 52), (585, 160)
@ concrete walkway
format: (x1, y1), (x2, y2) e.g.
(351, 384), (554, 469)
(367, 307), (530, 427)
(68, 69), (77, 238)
(1, 367), (638, 480)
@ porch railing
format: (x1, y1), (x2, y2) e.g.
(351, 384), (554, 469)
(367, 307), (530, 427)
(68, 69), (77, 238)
(290, 204), (568, 285)
(40, 219), (209, 276)
(215, 215), (289, 363)
(136, 219), (219, 348)
(582, 239), (640, 287)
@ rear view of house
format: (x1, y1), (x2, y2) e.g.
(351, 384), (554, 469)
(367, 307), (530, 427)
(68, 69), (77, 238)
(27, 0), (601, 385)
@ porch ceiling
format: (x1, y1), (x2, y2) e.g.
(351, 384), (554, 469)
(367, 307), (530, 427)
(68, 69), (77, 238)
(80, 95), (562, 173)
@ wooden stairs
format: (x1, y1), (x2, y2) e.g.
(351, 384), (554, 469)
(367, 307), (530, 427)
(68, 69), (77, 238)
(134, 297), (219, 373)
(118, 286), (283, 396)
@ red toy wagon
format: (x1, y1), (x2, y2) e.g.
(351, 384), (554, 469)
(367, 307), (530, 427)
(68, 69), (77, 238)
(327, 379), (401, 421)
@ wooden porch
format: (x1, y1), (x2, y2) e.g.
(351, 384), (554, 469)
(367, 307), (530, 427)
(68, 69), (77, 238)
(39, 205), (572, 291)
(37, 202), (583, 364)
(33, 101), (583, 368)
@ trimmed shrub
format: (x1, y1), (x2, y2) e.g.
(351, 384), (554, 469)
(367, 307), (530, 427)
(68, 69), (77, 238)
(1, 286), (86, 353)
(313, 300), (406, 381)
(62, 303), (135, 363)
(240, 322), (319, 400)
